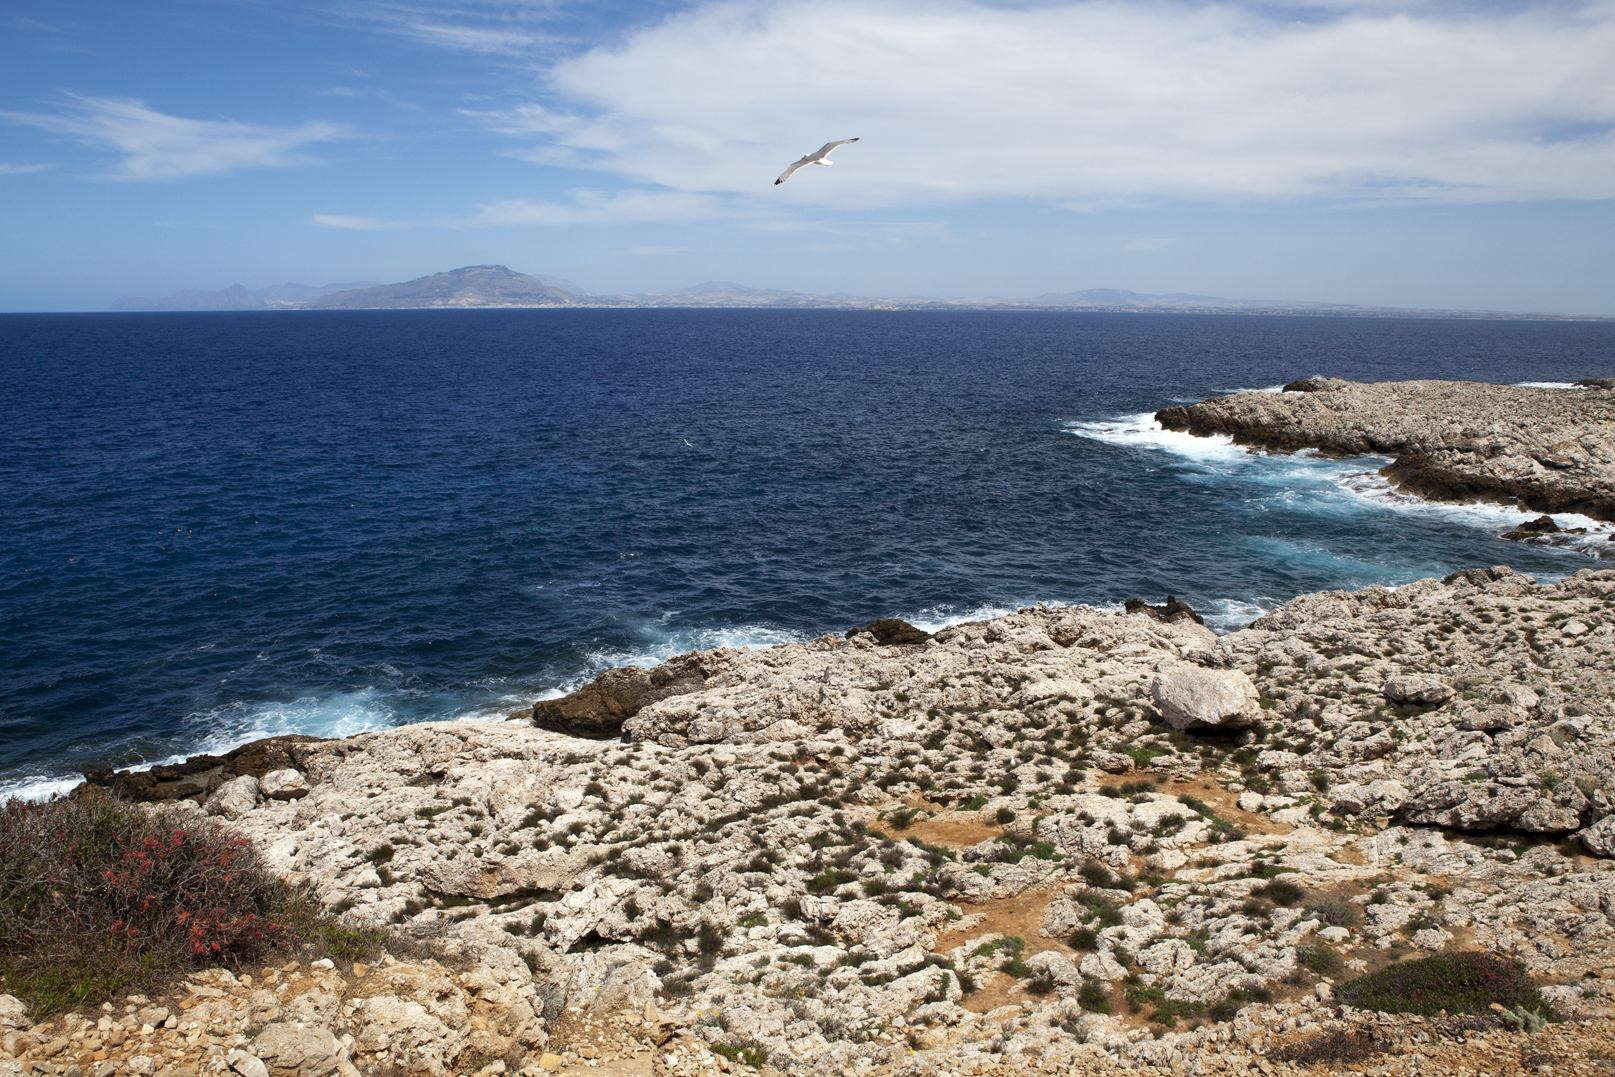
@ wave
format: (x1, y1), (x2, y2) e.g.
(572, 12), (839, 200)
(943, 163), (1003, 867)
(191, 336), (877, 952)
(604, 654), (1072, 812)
(1514, 382), (1589, 389)
(1333, 469), (1613, 555)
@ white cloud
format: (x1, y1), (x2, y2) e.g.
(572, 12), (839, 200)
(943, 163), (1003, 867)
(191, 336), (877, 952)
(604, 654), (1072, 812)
(313, 214), (418, 229)
(488, 0), (1615, 207)
(2, 96), (348, 180)
(450, 188), (730, 226)
(0, 162), (54, 175)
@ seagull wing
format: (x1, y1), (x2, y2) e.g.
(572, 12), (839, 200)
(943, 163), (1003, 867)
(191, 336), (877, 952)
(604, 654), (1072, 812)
(811, 138), (859, 161)
(774, 155), (813, 185)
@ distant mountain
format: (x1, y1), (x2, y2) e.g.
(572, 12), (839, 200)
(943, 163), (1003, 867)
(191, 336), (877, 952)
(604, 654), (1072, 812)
(1028, 288), (1368, 313)
(109, 267), (1606, 319)
(307, 265), (582, 309)
(113, 280), (380, 312)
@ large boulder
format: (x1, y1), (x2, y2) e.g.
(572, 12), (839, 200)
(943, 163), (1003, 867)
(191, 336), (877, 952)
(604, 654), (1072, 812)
(1148, 667), (1261, 731)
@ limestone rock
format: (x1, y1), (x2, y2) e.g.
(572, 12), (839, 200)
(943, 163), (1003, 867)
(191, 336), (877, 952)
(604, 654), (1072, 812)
(1155, 378), (1615, 521)
(258, 769), (310, 801)
(251, 1024), (345, 1077)
(1383, 674), (1455, 706)
(1148, 667), (1261, 731)
(0, 995), (28, 1030)
(205, 775), (261, 819)
(1579, 815), (1615, 858)
(531, 652), (716, 739)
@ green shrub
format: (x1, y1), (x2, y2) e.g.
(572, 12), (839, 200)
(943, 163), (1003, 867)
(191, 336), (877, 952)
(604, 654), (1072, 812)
(1338, 953), (1561, 1020)
(0, 792), (307, 1018)
(1297, 944), (1341, 976)
(995, 807), (1017, 825)
(1078, 977), (1111, 1013)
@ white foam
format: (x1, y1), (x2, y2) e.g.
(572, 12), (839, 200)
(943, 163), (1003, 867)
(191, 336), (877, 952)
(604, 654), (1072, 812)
(1514, 382), (1588, 389)
(182, 688), (399, 758)
(1065, 413), (1254, 465)
(0, 775), (85, 804)
(1202, 598), (1277, 633)
(902, 603), (1019, 634)
(1334, 469), (1614, 548)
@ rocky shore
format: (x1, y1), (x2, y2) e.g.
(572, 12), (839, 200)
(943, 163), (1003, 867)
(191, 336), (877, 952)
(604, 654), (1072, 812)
(24, 565), (1615, 1077)
(1154, 377), (1615, 524)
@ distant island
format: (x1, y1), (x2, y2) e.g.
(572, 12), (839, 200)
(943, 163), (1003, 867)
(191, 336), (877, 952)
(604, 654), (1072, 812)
(112, 264), (1612, 320)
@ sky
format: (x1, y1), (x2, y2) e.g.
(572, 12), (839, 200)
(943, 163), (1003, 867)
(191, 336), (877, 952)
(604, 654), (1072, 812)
(3, 0), (1615, 313)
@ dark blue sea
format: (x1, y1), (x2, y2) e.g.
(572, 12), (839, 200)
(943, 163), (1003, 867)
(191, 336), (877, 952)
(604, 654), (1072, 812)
(3, 309), (1613, 798)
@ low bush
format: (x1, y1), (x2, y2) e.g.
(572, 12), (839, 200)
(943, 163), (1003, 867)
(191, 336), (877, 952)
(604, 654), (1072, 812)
(1252, 878), (1305, 906)
(0, 792), (311, 1018)
(1297, 944), (1341, 976)
(1337, 953), (1561, 1020)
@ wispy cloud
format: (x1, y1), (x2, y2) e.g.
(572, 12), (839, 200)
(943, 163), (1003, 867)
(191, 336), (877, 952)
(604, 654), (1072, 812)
(0, 162), (55, 175)
(312, 214), (418, 229)
(471, 0), (1615, 208)
(337, 1), (555, 55)
(1, 95), (349, 180)
(451, 188), (729, 226)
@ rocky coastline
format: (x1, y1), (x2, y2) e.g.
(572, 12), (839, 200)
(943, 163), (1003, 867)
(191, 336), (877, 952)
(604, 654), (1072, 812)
(1154, 377), (1615, 524)
(18, 563), (1614, 1077)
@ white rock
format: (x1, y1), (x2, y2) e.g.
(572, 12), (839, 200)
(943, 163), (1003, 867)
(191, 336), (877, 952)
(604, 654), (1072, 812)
(260, 769), (311, 800)
(1148, 667), (1261, 731)
(1236, 792), (1264, 813)
(205, 775), (261, 819)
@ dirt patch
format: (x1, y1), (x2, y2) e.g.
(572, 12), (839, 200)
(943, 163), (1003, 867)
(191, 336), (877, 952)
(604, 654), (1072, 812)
(938, 886), (1079, 1014)
(903, 810), (1003, 850)
(1162, 773), (1295, 837)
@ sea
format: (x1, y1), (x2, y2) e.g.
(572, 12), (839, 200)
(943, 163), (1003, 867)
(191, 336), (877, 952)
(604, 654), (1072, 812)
(3, 309), (1613, 800)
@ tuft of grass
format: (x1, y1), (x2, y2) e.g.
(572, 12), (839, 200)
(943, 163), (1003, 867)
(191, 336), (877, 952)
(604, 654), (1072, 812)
(1337, 953), (1561, 1020)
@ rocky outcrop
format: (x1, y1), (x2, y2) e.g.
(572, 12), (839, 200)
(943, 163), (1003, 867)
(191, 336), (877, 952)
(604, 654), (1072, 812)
(531, 654), (718, 739)
(79, 735), (326, 804)
(44, 569), (1615, 1075)
(1154, 378), (1615, 520)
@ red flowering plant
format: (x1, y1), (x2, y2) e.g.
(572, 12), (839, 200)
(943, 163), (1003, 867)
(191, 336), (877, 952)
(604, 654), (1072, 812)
(0, 790), (306, 1017)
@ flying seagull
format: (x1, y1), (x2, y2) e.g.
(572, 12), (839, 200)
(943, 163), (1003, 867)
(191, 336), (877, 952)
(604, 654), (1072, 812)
(774, 138), (859, 185)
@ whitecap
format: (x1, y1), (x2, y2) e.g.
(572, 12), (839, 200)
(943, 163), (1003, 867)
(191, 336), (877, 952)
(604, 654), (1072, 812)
(1514, 382), (1588, 389)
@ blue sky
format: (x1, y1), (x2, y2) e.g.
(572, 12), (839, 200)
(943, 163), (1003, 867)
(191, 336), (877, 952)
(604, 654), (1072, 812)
(3, 0), (1614, 313)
